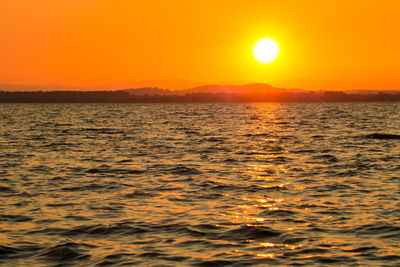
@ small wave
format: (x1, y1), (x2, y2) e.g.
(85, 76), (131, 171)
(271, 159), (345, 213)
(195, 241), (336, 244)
(64, 223), (148, 236)
(28, 165), (53, 173)
(341, 246), (378, 252)
(138, 252), (167, 258)
(124, 190), (157, 198)
(282, 237), (306, 244)
(364, 133), (400, 139)
(96, 253), (137, 266)
(167, 196), (195, 203)
(81, 127), (124, 134)
(168, 166), (202, 175)
(46, 202), (76, 207)
(64, 215), (92, 221)
(355, 223), (400, 236)
(185, 130), (201, 135)
(208, 182), (287, 193)
(223, 158), (237, 162)
(296, 247), (328, 254)
(0, 214), (32, 222)
(312, 154), (339, 162)
(16, 191), (39, 198)
(175, 239), (214, 247)
(378, 255), (400, 261)
(61, 183), (118, 192)
(253, 184), (288, 191)
(246, 151), (270, 155)
(0, 245), (20, 256)
(86, 166), (146, 174)
(193, 260), (235, 267)
(104, 253), (135, 260)
(42, 142), (74, 148)
(39, 242), (92, 262)
(116, 159), (133, 163)
(291, 149), (316, 154)
(267, 146), (284, 152)
(313, 182), (354, 192)
(258, 209), (297, 217)
(312, 256), (357, 264)
(244, 133), (271, 137)
(160, 255), (190, 262)
(195, 193), (223, 200)
(0, 185), (15, 193)
(202, 137), (226, 142)
(221, 225), (281, 240)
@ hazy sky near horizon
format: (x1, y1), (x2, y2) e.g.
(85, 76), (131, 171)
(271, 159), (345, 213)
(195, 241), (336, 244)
(1, 0), (400, 90)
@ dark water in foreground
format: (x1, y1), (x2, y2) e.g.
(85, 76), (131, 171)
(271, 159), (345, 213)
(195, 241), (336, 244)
(1, 103), (400, 266)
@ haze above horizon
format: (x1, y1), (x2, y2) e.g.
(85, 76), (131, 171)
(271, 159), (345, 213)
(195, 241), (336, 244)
(2, 1), (400, 91)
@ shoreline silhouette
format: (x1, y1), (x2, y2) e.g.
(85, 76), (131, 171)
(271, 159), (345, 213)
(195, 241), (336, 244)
(1, 89), (400, 103)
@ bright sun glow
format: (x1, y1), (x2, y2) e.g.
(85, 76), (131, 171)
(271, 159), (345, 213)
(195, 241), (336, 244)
(253, 38), (280, 64)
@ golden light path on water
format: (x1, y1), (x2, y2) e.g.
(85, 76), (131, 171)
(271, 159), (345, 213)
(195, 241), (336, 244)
(220, 106), (294, 260)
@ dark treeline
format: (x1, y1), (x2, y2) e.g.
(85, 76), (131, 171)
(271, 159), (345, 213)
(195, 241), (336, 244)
(1, 90), (400, 103)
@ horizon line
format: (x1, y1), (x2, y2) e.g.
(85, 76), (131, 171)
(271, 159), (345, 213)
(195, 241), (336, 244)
(1, 82), (400, 92)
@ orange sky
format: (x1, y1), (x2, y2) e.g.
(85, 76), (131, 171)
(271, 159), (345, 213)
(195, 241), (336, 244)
(1, 0), (400, 90)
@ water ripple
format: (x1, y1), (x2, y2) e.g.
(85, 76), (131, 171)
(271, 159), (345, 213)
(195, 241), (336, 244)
(0, 103), (400, 266)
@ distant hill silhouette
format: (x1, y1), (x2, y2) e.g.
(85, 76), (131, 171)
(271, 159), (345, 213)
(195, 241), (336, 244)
(123, 87), (174, 95)
(182, 83), (286, 95)
(123, 83), (286, 96)
(1, 83), (400, 102)
(120, 87), (172, 95)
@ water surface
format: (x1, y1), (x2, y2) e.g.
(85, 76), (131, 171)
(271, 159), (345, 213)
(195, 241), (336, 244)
(1, 103), (399, 266)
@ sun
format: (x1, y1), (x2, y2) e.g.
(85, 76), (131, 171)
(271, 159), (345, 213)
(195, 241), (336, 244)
(253, 38), (280, 64)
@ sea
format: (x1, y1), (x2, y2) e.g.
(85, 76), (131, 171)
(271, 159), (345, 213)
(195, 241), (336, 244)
(0, 103), (399, 266)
